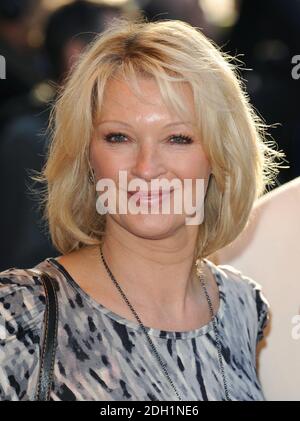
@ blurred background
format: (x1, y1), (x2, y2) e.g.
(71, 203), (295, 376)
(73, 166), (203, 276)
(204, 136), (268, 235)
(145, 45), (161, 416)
(0, 0), (299, 271)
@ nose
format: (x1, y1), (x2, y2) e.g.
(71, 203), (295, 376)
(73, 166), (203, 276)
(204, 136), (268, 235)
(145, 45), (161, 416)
(130, 141), (166, 181)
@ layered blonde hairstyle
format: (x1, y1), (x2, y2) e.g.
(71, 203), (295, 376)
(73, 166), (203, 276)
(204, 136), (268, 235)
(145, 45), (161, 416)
(36, 16), (285, 262)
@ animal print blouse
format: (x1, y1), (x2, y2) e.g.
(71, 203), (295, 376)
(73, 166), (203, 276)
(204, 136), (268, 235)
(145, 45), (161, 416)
(0, 257), (269, 401)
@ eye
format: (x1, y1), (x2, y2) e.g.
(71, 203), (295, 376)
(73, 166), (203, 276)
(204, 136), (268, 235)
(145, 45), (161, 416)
(169, 133), (194, 145)
(103, 132), (129, 143)
(103, 132), (194, 144)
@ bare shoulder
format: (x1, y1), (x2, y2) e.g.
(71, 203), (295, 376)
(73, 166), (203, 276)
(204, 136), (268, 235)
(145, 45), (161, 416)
(56, 245), (99, 276)
(54, 245), (115, 302)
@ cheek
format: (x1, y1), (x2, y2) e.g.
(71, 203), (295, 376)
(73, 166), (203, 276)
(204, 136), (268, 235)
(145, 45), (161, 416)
(90, 140), (127, 179)
(94, 157), (120, 179)
(172, 153), (211, 181)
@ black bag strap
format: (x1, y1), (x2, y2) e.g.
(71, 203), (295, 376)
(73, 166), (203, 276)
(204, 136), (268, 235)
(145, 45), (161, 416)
(28, 268), (59, 401)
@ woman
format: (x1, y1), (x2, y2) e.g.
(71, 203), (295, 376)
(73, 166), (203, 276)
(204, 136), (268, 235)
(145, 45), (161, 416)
(0, 17), (284, 401)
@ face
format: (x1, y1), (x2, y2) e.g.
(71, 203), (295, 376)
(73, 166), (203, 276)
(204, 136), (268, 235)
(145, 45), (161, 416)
(90, 75), (211, 239)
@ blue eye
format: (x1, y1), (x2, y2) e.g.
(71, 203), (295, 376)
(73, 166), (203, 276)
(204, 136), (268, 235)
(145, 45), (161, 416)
(169, 134), (194, 144)
(104, 132), (128, 143)
(103, 132), (194, 144)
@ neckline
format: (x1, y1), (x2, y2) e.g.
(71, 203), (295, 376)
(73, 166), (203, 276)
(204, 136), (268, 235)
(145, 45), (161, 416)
(45, 256), (225, 340)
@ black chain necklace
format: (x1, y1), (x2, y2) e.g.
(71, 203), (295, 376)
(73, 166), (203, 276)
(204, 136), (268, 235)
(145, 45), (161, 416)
(99, 245), (231, 401)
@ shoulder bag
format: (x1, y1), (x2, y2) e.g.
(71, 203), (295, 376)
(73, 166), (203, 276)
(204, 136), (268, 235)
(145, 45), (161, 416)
(28, 268), (59, 401)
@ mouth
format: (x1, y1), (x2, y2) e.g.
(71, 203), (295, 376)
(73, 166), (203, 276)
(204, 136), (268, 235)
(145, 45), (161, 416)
(127, 187), (175, 203)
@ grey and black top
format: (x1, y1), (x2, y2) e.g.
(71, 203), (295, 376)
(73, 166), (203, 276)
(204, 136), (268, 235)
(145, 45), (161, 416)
(0, 256), (269, 401)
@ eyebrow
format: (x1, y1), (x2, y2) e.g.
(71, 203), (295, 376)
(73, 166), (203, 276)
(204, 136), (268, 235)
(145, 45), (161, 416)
(97, 120), (192, 127)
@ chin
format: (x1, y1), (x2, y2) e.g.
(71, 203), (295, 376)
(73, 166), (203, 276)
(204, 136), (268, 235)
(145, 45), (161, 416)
(118, 213), (184, 239)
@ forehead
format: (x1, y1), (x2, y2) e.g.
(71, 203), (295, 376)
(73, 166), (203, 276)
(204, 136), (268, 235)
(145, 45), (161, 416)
(97, 75), (196, 123)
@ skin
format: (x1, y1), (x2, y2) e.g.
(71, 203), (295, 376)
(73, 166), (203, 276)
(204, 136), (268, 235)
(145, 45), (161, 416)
(57, 75), (220, 331)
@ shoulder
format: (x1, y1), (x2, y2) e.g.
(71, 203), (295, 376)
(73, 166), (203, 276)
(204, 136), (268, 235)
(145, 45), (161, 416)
(0, 265), (46, 295)
(0, 265), (48, 339)
(206, 259), (270, 343)
(0, 265), (49, 400)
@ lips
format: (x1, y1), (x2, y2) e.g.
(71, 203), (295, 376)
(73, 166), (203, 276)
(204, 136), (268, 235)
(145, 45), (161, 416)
(127, 188), (174, 197)
(127, 188), (174, 201)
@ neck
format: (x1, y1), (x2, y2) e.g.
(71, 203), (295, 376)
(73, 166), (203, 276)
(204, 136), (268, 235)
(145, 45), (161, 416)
(96, 216), (203, 317)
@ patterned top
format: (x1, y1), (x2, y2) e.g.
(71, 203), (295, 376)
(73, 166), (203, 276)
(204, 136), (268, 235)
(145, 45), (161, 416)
(0, 257), (269, 401)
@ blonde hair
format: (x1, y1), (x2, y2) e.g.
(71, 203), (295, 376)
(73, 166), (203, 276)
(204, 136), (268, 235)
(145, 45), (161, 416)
(35, 16), (286, 261)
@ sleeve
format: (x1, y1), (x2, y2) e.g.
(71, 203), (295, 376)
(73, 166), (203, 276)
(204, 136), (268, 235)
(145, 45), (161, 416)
(0, 269), (46, 400)
(219, 264), (270, 344)
(247, 277), (270, 344)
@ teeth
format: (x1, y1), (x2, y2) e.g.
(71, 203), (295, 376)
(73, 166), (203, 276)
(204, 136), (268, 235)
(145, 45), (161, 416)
(128, 190), (172, 195)
(127, 189), (174, 203)
(129, 192), (168, 198)
(137, 195), (160, 200)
